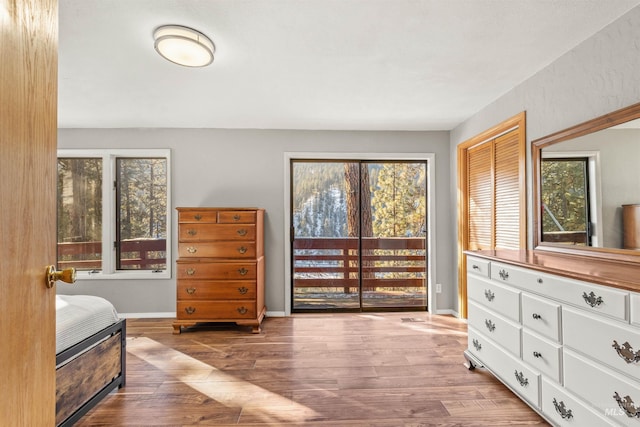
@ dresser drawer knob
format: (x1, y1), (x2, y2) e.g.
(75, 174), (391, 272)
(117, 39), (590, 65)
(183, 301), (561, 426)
(185, 306), (196, 315)
(187, 246), (197, 254)
(612, 340), (640, 364)
(582, 291), (604, 307)
(237, 246), (248, 254)
(194, 214), (202, 221)
(537, 278), (543, 284)
(484, 289), (495, 302)
(472, 339), (482, 351)
(233, 214), (241, 221)
(237, 229), (248, 236)
(514, 370), (529, 387)
(186, 268), (196, 276)
(186, 287), (196, 295)
(187, 229), (197, 236)
(498, 269), (509, 280)
(613, 391), (640, 418)
(238, 268), (249, 276)
(237, 306), (248, 315)
(238, 286), (249, 295)
(472, 264), (480, 270)
(533, 351), (542, 359)
(532, 313), (542, 320)
(484, 319), (496, 332)
(552, 398), (573, 420)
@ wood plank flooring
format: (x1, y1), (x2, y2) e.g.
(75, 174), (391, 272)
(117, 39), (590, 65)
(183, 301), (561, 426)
(75, 313), (548, 426)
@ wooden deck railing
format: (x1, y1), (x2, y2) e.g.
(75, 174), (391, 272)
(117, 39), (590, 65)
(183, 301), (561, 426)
(57, 239), (166, 270)
(293, 237), (426, 290)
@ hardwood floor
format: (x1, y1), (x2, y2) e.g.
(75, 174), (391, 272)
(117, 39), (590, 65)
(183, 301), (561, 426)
(75, 313), (548, 426)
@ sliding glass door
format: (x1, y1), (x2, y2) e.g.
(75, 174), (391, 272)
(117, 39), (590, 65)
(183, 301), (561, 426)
(291, 160), (427, 311)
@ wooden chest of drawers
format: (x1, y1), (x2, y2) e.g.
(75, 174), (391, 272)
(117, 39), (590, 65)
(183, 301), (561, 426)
(173, 207), (265, 334)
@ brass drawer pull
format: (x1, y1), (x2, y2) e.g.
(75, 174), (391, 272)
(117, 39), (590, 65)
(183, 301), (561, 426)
(485, 319), (496, 332)
(238, 286), (249, 295)
(186, 268), (196, 276)
(472, 339), (482, 351)
(484, 289), (495, 302)
(553, 398), (573, 419)
(186, 287), (196, 295)
(194, 214), (202, 221)
(187, 246), (197, 254)
(612, 340), (640, 364)
(498, 269), (509, 280)
(187, 229), (197, 236)
(514, 370), (529, 387)
(233, 214), (241, 221)
(582, 291), (604, 307)
(238, 268), (249, 276)
(185, 306), (196, 315)
(237, 246), (248, 254)
(237, 306), (248, 315)
(237, 228), (248, 236)
(613, 391), (640, 418)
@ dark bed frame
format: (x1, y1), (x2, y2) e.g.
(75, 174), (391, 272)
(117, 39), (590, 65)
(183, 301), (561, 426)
(55, 318), (126, 427)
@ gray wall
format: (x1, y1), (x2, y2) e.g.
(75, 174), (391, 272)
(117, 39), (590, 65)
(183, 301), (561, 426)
(57, 129), (453, 315)
(450, 6), (640, 311)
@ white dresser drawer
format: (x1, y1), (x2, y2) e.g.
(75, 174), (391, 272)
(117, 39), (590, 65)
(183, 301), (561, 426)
(467, 255), (490, 278)
(468, 326), (540, 408)
(491, 261), (628, 321)
(563, 307), (640, 382)
(468, 275), (520, 322)
(468, 300), (521, 357)
(522, 292), (561, 342)
(631, 292), (640, 327)
(541, 377), (617, 426)
(564, 349), (640, 426)
(523, 330), (562, 383)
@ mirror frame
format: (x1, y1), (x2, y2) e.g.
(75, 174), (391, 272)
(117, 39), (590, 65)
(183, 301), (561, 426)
(532, 101), (640, 262)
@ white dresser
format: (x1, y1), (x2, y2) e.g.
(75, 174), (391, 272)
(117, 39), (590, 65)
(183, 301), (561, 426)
(465, 250), (640, 426)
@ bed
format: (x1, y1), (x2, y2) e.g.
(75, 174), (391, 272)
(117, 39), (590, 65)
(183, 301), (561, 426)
(55, 294), (126, 427)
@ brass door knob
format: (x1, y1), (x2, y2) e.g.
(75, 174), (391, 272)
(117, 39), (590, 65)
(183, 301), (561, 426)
(45, 265), (76, 288)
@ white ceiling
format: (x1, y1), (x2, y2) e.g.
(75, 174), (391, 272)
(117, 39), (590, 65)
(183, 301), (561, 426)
(58, 0), (640, 131)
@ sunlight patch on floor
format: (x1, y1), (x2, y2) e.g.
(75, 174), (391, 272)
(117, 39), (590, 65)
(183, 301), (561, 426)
(126, 337), (322, 423)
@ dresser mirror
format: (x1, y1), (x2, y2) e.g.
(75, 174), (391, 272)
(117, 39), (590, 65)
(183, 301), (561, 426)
(532, 102), (640, 262)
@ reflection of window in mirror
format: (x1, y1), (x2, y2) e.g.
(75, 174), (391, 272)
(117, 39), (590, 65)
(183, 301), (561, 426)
(541, 152), (602, 247)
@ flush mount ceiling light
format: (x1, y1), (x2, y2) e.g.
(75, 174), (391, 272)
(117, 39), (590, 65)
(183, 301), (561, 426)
(153, 25), (215, 67)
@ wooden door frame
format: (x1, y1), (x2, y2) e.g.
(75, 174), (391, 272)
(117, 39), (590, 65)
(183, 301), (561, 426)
(456, 112), (527, 318)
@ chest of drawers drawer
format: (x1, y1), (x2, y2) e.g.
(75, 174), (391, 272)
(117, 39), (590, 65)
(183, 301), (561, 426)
(467, 275), (520, 322)
(563, 307), (640, 382)
(541, 377), (617, 426)
(177, 281), (256, 300)
(522, 330), (561, 382)
(178, 241), (257, 258)
(177, 301), (257, 320)
(522, 293), (561, 342)
(564, 349), (640, 426)
(177, 261), (257, 280)
(179, 224), (256, 241)
(468, 300), (521, 357)
(491, 261), (628, 321)
(467, 256), (490, 278)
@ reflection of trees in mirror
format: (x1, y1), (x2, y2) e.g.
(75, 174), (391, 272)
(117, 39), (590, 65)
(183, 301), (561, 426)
(541, 158), (589, 245)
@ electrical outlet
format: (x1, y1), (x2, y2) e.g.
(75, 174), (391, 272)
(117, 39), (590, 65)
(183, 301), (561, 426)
(436, 283), (442, 293)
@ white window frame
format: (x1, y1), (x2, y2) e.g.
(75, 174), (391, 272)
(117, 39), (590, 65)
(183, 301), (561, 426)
(58, 148), (172, 280)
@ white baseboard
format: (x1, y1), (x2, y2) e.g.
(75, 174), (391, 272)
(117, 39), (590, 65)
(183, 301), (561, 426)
(435, 308), (459, 317)
(266, 310), (286, 317)
(119, 312), (176, 319)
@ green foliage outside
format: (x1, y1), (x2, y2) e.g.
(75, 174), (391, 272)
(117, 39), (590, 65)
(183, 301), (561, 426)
(541, 159), (587, 233)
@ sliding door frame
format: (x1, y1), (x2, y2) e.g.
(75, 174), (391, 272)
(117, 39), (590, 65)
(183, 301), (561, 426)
(284, 152), (436, 316)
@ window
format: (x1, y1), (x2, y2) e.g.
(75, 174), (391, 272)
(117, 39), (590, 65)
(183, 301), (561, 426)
(57, 149), (171, 279)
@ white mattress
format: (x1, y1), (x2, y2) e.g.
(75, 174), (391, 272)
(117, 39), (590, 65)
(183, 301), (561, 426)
(56, 294), (120, 354)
